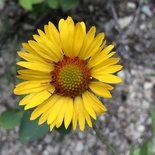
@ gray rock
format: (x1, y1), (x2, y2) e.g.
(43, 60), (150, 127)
(144, 82), (153, 90)
(0, 1), (5, 11)
(127, 2), (136, 10)
(118, 16), (133, 29)
(75, 141), (84, 152)
(23, 24), (35, 31)
(137, 125), (145, 132)
(141, 5), (153, 17)
(44, 134), (52, 144)
(117, 70), (125, 79)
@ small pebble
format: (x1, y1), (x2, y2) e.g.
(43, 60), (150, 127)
(142, 100), (150, 109)
(139, 24), (146, 30)
(144, 82), (153, 89)
(77, 132), (84, 139)
(118, 16), (133, 29)
(99, 115), (105, 121)
(141, 5), (153, 17)
(137, 125), (145, 132)
(23, 23), (35, 31)
(75, 141), (84, 152)
(0, 1), (5, 11)
(88, 5), (94, 12)
(117, 70), (125, 79)
(118, 106), (125, 113)
(44, 135), (52, 144)
(127, 2), (136, 9)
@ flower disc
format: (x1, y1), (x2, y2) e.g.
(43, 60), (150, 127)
(52, 56), (91, 98)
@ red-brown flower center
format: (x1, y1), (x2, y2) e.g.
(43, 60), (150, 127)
(52, 57), (91, 98)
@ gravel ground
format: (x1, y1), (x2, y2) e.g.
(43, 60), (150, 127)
(0, 0), (155, 155)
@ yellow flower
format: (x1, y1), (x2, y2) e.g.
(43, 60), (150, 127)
(14, 16), (123, 131)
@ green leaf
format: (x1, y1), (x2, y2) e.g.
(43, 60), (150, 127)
(139, 141), (148, 155)
(0, 110), (23, 129)
(139, 138), (154, 155)
(19, 0), (33, 10)
(59, 0), (79, 11)
(19, 0), (43, 10)
(129, 145), (135, 155)
(146, 139), (154, 155)
(150, 108), (155, 135)
(31, 2), (50, 19)
(55, 123), (72, 135)
(32, 0), (43, 4)
(19, 109), (50, 142)
(133, 149), (140, 155)
(130, 138), (154, 155)
(47, 0), (59, 9)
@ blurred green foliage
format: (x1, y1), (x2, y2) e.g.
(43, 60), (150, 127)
(0, 110), (23, 129)
(19, 108), (50, 142)
(0, 108), (72, 142)
(129, 108), (155, 155)
(19, 0), (80, 12)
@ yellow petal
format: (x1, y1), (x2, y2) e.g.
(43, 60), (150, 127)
(47, 96), (64, 124)
(88, 45), (115, 68)
(34, 30), (63, 61)
(82, 91), (96, 119)
(72, 23), (84, 57)
(83, 91), (107, 113)
(17, 69), (51, 81)
(17, 75), (51, 82)
(59, 18), (75, 57)
(80, 22), (86, 35)
(73, 96), (92, 130)
(83, 109), (92, 128)
(38, 109), (51, 125)
(56, 103), (66, 128)
(28, 40), (52, 60)
(33, 33), (63, 62)
(92, 58), (120, 70)
(78, 26), (96, 59)
(18, 69), (50, 75)
(24, 90), (52, 110)
(101, 65), (123, 74)
(19, 93), (35, 105)
(17, 52), (39, 62)
(89, 81), (113, 90)
(89, 82), (112, 98)
(73, 96), (80, 130)
(92, 65), (122, 75)
(17, 61), (53, 73)
(78, 100), (85, 131)
(64, 97), (73, 129)
(38, 94), (61, 125)
(66, 20), (75, 57)
(50, 120), (56, 131)
(92, 73), (122, 84)
(14, 81), (52, 95)
(58, 18), (65, 31)
(44, 25), (50, 40)
(22, 43), (43, 60)
(48, 21), (61, 45)
(66, 16), (74, 24)
(83, 33), (104, 59)
(30, 96), (56, 120)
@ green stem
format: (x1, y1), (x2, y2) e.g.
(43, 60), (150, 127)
(93, 124), (120, 155)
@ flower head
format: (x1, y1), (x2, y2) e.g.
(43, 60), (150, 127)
(14, 17), (123, 131)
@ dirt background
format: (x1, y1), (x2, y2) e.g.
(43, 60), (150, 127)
(0, 0), (155, 155)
